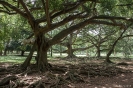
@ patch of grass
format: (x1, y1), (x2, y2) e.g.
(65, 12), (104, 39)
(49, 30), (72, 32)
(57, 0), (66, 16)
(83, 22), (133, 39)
(0, 55), (35, 64)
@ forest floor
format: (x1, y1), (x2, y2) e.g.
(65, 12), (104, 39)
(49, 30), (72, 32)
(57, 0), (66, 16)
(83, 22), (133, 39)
(0, 58), (133, 88)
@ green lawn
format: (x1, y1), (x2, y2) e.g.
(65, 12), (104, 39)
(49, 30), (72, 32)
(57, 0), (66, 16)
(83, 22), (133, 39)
(0, 53), (132, 64)
(0, 55), (35, 64)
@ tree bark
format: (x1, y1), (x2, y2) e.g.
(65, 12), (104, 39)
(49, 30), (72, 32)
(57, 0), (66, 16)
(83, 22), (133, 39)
(106, 29), (127, 63)
(21, 43), (36, 70)
(36, 34), (50, 71)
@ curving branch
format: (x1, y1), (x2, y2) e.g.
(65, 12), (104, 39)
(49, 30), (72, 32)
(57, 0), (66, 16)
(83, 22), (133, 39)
(0, 1), (27, 18)
(93, 15), (133, 22)
(0, 10), (16, 15)
(48, 19), (124, 46)
(36, 12), (86, 35)
(36, 0), (87, 23)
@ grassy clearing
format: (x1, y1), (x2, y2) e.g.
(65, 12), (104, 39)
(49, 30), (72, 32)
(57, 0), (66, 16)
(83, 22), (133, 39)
(0, 55), (35, 64)
(0, 53), (132, 65)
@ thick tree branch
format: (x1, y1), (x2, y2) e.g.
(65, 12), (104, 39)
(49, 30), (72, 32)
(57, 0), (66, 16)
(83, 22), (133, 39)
(93, 15), (133, 22)
(62, 45), (94, 53)
(36, 12), (86, 35)
(41, 0), (51, 27)
(36, 0), (87, 23)
(116, 3), (133, 6)
(30, 7), (42, 11)
(2, 4), (10, 12)
(0, 1), (27, 18)
(48, 19), (123, 46)
(121, 35), (133, 39)
(0, 10), (16, 15)
(73, 45), (94, 51)
(19, 0), (35, 28)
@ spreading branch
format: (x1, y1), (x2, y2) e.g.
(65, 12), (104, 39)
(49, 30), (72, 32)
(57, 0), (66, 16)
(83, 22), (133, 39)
(49, 19), (123, 45)
(36, 12), (86, 35)
(42, 0), (51, 27)
(0, 1), (27, 18)
(116, 3), (133, 6)
(19, 0), (35, 29)
(36, 0), (87, 23)
(0, 10), (16, 15)
(93, 15), (133, 22)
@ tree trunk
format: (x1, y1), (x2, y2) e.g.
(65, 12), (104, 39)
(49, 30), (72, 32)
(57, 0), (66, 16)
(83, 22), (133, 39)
(106, 54), (113, 63)
(3, 47), (7, 56)
(0, 50), (2, 56)
(66, 33), (76, 58)
(36, 34), (50, 71)
(97, 46), (101, 58)
(21, 43), (36, 70)
(21, 50), (25, 56)
(106, 29), (127, 63)
(60, 44), (62, 56)
(67, 43), (76, 58)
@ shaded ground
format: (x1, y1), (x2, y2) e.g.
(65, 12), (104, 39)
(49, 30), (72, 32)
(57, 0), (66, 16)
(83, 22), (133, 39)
(0, 58), (133, 88)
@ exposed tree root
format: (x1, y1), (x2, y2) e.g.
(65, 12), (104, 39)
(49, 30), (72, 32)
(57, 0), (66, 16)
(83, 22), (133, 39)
(28, 80), (45, 88)
(0, 76), (18, 86)
(64, 70), (85, 83)
(0, 62), (132, 88)
(117, 62), (128, 66)
(0, 68), (7, 72)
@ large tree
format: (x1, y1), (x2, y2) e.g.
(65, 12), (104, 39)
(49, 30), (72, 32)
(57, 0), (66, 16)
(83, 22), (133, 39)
(0, 0), (133, 71)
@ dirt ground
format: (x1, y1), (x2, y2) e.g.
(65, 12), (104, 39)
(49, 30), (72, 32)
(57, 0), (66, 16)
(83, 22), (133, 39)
(0, 59), (133, 88)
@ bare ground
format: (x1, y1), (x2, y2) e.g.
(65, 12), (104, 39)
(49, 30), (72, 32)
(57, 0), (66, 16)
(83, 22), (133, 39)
(0, 58), (133, 88)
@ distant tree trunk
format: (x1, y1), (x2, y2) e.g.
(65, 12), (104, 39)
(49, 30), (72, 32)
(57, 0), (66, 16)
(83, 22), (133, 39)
(21, 43), (36, 70)
(66, 33), (76, 58)
(21, 50), (25, 56)
(96, 46), (101, 58)
(16, 50), (20, 54)
(0, 50), (2, 56)
(86, 50), (89, 56)
(113, 49), (116, 56)
(60, 44), (62, 56)
(4, 47), (7, 56)
(67, 43), (76, 58)
(106, 29), (126, 63)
